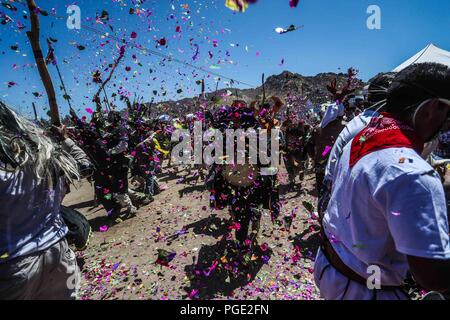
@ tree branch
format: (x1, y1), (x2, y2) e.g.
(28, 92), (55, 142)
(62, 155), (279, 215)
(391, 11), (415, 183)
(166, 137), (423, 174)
(26, 0), (60, 125)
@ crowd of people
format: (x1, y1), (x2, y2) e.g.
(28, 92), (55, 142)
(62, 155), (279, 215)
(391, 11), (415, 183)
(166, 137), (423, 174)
(0, 62), (449, 300)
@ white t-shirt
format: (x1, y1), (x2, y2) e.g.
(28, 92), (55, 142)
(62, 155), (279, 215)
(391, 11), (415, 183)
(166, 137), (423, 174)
(323, 144), (450, 286)
(324, 110), (378, 184)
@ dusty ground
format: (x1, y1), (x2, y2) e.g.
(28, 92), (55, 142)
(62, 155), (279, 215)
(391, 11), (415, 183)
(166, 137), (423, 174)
(63, 163), (321, 300)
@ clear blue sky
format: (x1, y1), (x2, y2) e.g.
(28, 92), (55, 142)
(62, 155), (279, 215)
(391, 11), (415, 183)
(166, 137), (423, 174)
(1, 0), (450, 118)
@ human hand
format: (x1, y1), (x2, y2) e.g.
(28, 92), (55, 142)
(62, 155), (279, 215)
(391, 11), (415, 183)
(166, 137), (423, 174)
(51, 125), (69, 141)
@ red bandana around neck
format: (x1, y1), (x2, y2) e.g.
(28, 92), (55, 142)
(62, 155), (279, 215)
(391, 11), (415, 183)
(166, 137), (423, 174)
(349, 112), (424, 168)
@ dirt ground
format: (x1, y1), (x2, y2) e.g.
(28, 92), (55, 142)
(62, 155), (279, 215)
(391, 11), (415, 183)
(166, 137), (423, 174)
(63, 163), (322, 300)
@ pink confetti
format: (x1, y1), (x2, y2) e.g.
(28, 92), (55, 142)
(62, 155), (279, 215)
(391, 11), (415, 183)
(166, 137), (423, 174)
(188, 289), (199, 298)
(289, 0), (300, 8)
(322, 145), (332, 157)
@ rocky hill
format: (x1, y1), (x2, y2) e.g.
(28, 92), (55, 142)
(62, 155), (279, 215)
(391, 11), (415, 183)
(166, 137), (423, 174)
(148, 71), (366, 117)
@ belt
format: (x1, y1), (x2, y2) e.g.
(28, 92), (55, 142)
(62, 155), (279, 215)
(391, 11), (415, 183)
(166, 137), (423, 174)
(320, 232), (404, 292)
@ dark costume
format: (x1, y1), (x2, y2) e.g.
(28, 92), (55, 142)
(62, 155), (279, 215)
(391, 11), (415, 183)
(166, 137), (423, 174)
(71, 110), (132, 215)
(104, 112), (130, 196)
(207, 104), (280, 245)
(281, 120), (308, 185)
(312, 118), (346, 198)
(129, 122), (160, 198)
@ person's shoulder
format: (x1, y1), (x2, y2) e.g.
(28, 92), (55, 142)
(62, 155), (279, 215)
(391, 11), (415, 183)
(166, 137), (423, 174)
(349, 148), (441, 202)
(348, 110), (377, 127)
(374, 147), (431, 170)
(372, 148), (438, 185)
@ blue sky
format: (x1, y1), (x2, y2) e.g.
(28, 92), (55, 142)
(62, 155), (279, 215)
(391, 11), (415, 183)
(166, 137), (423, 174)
(1, 0), (450, 118)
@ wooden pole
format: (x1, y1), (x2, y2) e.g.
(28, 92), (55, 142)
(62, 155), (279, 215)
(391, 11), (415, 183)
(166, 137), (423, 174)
(200, 79), (205, 99)
(262, 73), (266, 104)
(93, 50), (125, 111)
(54, 61), (73, 111)
(102, 86), (112, 112)
(32, 102), (38, 121)
(26, 0), (60, 125)
(215, 78), (220, 93)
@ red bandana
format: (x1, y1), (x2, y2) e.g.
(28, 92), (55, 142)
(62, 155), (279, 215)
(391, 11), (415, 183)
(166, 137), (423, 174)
(350, 113), (424, 168)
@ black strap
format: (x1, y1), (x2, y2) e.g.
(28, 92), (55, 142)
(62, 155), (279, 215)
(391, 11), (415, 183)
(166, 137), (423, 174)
(319, 208), (405, 292)
(320, 233), (404, 291)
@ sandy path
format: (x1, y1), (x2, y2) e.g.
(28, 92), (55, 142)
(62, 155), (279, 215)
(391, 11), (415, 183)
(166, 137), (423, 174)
(63, 164), (321, 300)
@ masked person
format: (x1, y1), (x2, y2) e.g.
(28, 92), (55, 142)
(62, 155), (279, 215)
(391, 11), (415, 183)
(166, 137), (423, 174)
(70, 110), (124, 217)
(129, 121), (161, 201)
(319, 72), (396, 216)
(103, 111), (136, 215)
(281, 118), (307, 189)
(207, 101), (280, 248)
(314, 63), (450, 300)
(312, 102), (347, 199)
(0, 102), (93, 299)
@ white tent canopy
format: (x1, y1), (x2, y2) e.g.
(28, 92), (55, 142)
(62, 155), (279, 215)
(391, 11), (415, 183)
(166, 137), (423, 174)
(393, 43), (450, 72)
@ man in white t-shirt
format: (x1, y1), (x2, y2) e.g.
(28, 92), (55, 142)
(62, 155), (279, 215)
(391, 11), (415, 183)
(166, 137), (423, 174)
(314, 63), (450, 300)
(319, 73), (395, 216)
(324, 72), (396, 189)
